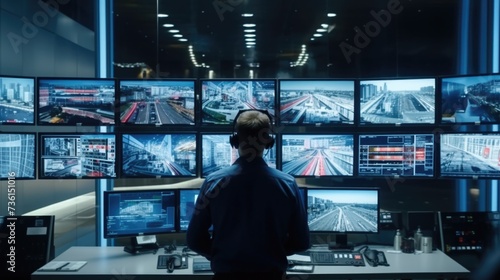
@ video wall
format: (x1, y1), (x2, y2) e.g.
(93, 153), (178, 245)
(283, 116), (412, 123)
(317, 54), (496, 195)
(2, 74), (500, 180)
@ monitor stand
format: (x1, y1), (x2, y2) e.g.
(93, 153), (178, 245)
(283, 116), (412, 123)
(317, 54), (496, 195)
(124, 236), (159, 255)
(328, 234), (353, 251)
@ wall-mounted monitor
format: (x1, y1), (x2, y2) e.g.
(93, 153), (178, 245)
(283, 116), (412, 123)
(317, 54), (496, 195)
(121, 133), (197, 178)
(37, 77), (115, 125)
(39, 133), (116, 179)
(200, 79), (276, 125)
(0, 133), (36, 180)
(118, 79), (195, 125)
(440, 133), (500, 178)
(103, 189), (177, 238)
(359, 78), (436, 125)
(307, 188), (379, 249)
(441, 74), (500, 124)
(201, 133), (276, 177)
(0, 75), (35, 124)
(281, 134), (354, 177)
(279, 79), (354, 125)
(358, 134), (434, 177)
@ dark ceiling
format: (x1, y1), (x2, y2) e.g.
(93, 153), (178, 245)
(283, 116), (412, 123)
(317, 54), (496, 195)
(112, 0), (460, 78)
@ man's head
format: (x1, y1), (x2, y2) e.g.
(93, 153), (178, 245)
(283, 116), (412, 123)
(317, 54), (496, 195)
(229, 110), (274, 158)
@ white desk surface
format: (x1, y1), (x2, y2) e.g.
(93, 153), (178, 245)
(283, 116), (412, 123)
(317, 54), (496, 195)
(32, 245), (470, 280)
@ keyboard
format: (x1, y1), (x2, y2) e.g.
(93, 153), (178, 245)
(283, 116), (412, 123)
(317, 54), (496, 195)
(193, 258), (212, 272)
(309, 251), (365, 266)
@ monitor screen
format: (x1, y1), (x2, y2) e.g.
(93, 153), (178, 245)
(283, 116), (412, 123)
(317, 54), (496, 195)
(201, 79), (276, 125)
(441, 74), (500, 124)
(201, 133), (276, 177)
(39, 133), (116, 179)
(121, 133), (197, 178)
(103, 189), (177, 238)
(439, 211), (500, 255)
(0, 76), (35, 124)
(281, 134), (354, 177)
(440, 133), (500, 178)
(359, 78), (436, 125)
(179, 188), (201, 231)
(37, 78), (115, 125)
(379, 211), (404, 231)
(307, 188), (379, 233)
(358, 134), (435, 177)
(0, 133), (36, 179)
(118, 79), (195, 125)
(279, 79), (354, 125)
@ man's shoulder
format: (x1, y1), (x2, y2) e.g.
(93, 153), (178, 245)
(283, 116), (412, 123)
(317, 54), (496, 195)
(266, 166), (297, 183)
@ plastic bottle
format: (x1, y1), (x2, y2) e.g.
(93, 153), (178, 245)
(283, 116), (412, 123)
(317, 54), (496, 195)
(394, 229), (402, 251)
(414, 226), (423, 251)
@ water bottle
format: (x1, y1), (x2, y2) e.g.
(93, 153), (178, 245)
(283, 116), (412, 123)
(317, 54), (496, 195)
(414, 227), (423, 251)
(394, 229), (402, 251)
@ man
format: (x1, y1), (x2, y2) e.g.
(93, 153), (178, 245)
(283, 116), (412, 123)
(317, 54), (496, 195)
(187, 109), (310, 280)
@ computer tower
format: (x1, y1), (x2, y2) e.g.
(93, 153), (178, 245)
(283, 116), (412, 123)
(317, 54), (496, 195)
(0, 215), (55, 279)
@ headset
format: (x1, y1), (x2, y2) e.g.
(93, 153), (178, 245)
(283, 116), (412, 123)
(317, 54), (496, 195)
(229, 109), (275, 149)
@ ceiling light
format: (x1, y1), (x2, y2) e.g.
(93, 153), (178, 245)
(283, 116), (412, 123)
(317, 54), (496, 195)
(246, 42), (256, 45)
(310, 38), (315, 41)
(246, 45), (255, 48)
(327, 13), (337, 17)
(158, 14), (169, 17)
(244, 29), (256, 33)
(162, 24), (174, 28)
(316, 28), (327, 32)
(173, 34), (183, 38)
(243, 23), (256, 27)
(313, 33), (323, 37)
(321, 24), (329, 28)
(168, 29), (180, 33)
(244, 34), (256, 37)
(241, 13), (254, 17)
(245, 38), (256, 41)
(179, 39), (187, 41)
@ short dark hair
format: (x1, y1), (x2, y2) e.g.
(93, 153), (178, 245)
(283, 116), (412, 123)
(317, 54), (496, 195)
(235, 110), (273, 150)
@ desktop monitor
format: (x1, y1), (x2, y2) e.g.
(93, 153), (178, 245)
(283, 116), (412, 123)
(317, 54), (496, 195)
(0, 215), (55, 278)
(307, 188), (379, 249)
(358, 133), (435, 177)
(0, 133), (36, 180)
(121, 133), (197, 178)
(279, 79), (354, 125)
(201, 133), (276, 177)
(441, 74), (500, 124)
(439, 211), (500, 255)
(281, 134), (354, 177)
(440, 133), (500, 179)
(37, 77), (115, 125)
(379, 211), (404, 231)
(200, 79), (276, 125)
(0, 75), (35, 124)
(118, 79), (195, 125)
(359, 78), (436, 125)
(39, 133), (116, 179)
(103, 189), (177, 238)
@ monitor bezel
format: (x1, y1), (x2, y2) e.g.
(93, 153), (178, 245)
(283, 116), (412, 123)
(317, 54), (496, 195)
(357, 132), (436, 178)
(103, 188), (178, 239)
(199, 78), (277, 126)
(358, 76), (437, 126)
(0, 75), (36, 125)
(440, 73), (500, 125)
(36, 77), (117, 126)
(278, 78), (356, 126)
(119, 132), (198, 179)
(306, 187), (380, 234)
(438, 131), (500, 179)
(38, 132), (117, 179)
(0, 132), (37, 180)
(279, 133), (355, 178)
(116, 78), (197, 127)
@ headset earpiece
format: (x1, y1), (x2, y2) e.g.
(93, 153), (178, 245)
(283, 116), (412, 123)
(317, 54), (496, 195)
(229, 109), (275, 150)
(229, 133), (239, 149)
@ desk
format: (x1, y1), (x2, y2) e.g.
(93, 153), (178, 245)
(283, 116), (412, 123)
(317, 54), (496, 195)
(32, 246), (470, 280)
